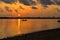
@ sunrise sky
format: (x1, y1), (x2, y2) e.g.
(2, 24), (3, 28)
(0, 0), (60, 17)
(0, 0), (60, 39)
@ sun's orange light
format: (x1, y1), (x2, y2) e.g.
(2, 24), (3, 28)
(0, 1), (60, 36)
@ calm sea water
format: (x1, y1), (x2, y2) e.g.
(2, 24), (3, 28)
(0, 19), (60, 39)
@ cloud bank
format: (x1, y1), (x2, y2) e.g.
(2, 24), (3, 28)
(0, 0), (60, 8)
(0, 0), (16, 4)
(19, 0), (36, 6)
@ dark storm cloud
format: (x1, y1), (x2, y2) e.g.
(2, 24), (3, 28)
(37, 0), (54, 8)
(54, 0), (60, 5)
(19, 0), (30, 5)
(30, 0), (36, 5)
(32, 6), (38, 9)
(0, 0), (60, 6)
(37, 0), (60, 5)
(37, 0), (54, 5)
(5, 6), (12, 12)
(37, 0), (60, 8)
(0, 0), (16, 4)
(19, 0), (36, 6)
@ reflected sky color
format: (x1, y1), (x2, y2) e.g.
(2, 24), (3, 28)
(0, 0), (60, 39)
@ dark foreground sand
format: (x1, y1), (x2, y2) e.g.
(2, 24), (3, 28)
(1, 28), (60, 40)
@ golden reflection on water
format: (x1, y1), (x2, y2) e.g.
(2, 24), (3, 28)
(0, 19), (60, 39)
(0, 19), (18, 38)
(17, 14), (21, 34)
(21, 19), (60, 34)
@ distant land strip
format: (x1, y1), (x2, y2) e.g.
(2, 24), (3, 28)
(0, 17), (60, 19)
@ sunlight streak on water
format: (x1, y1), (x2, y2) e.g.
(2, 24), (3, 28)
(17, 14), (21, 34)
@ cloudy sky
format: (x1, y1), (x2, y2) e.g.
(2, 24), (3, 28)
(0, 0), (60, 39)
(0, 0), (60, 17)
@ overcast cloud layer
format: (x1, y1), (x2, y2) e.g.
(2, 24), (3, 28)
(0, 0), (60, 11)
(0, 0), (60, 5)
(0, 0), (17, 4)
